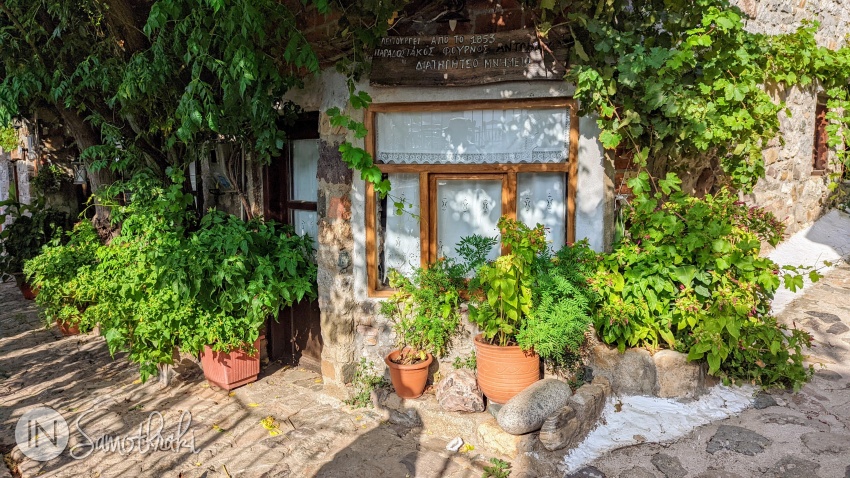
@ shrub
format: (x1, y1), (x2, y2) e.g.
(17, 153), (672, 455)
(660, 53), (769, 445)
(592, 172), (813, 389)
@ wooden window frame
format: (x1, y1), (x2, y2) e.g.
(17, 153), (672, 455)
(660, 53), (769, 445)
(262, 112), (320, 224)
(365, 98), (579, 298)
(812, 100), (829, 175)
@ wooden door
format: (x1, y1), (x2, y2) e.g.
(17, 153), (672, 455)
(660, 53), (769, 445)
(263, 112), (323, 371)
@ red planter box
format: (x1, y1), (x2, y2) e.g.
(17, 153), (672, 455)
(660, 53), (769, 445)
(200, 337), (263, 391)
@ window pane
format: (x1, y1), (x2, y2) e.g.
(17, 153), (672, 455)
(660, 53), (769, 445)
(436, 179), (502, 262)
(518, 173), (566, 251)
(292, 139), (318, 202)
(376, 108), (569, 164)
(382, 173), (421, 281)
(293, 209), (318, 252)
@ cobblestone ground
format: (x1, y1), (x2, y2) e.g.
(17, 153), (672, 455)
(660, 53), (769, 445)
(579, 263), (850, 478)
(0, 283), (492, 478)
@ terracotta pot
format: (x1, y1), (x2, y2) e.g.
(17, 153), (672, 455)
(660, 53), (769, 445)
(19, 282), (37, 300)
(473, 334), (540, 404)
(200, 336), (263, 391)
(56, 320), (80, 336)
(385, 349), (433, 399)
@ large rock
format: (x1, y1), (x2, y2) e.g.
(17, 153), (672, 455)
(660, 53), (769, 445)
(706, 425), (770, 456)
(589, 345), (656, 396)
(435, 369), (485, 412)
(497, 379), (573, 435)
(476, 418), (537, 456)
(800, 431), (850, 455)
(653, 350), (705, 399)
(539, 377), (610, 451)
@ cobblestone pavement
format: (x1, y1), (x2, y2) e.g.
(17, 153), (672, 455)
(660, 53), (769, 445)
(578, 263), (850, 478)
(0, 282), (493, 478)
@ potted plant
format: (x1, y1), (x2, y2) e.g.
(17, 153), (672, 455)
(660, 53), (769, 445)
(185, 211), (317, 390)
(380, 236), (495, 399)
(468, 217), (548, 404)
(24, 221), (101, 336)
(0, 196), (70, 299)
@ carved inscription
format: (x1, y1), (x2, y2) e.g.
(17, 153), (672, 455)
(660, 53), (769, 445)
(370, 29), (567, 87)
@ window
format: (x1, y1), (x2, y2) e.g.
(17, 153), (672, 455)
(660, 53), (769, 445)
(812, 100), (829, 174)
(365, 98), (578, 297)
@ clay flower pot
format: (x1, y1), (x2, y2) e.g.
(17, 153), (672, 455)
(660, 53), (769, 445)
(200, 336), (263, 391)
(18, 281), (37, 300)
(56, 320), (80, 336)
(385, 349), (433, 399)
(473, 334), (540, 404)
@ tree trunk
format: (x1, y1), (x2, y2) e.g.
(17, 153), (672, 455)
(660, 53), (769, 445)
(56, 106), (118, 239)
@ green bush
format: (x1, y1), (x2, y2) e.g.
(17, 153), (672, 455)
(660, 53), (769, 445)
(592, 172), (813, 389)
(24, 221), (101, 330)
(0, 197), (70, 280)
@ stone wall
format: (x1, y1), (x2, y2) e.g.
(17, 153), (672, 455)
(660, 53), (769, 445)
(731, 0), (850, 235)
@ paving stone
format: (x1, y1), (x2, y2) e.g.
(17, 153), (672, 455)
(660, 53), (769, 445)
(800, 431), (850, 455)
(760, 413), (808, 426)
(753, 392), (778, 409)
(826, 322), (850, 335)
(388, 408), (422, 428)
(769, 455), (821, 478)
(567, 466), (606, 478)
(651, 453), (687, 478)
(497, 379), (572, 435)
(434, 369), (485, 412)
(694, 471), (744, 478)
(706, 425), (771, 455)
(814, 369), (843, 381)
(845, 464), (849, 478)
(619, 466), (657, 478)
(805, 311), (842, 323)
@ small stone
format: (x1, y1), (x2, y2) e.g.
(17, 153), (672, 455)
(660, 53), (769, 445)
(814, 369), (843, 381)
(435, 369), (485, 412)
(651, 453), (687, 478)
(770, 455), (820, 478)
(800, 431), (850, 455)
(706, 425), (770, 455)
(388, 409), (421, 428)
(567, 466), (606, 478)
(497, 379), (573, 435)
(826, 322), (850, 335)
(653, 350), (705, 399)
(539, 406), (579, 451)
(488, 402), (503, 418)
(619, 466), (657, 478)
(753, 392), (778, 409)
(805, 311), (841, 323)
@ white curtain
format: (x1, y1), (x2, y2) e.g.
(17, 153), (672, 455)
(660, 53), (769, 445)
(382, 173), (421, 280)
(517, 173), (566, 251)
(435, 179), (502, 262)
(376, 108), (569, 164)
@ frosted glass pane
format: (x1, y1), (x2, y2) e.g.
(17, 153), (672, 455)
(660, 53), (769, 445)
(293, 209), (318, 252)
(436, 179), (501, 262)
(376, 108), (569, 164)
(292, 139), (318, 202)
(517, 173), (566, 251)
(382, 173), (421, 280)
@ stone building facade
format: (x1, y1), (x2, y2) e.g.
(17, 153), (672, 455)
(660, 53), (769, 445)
(733, 0), (850, 234)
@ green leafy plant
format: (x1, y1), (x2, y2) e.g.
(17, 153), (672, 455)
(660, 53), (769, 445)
(468, 217), (547, 347)
(77, 168), (317, 380)
(345, 358), (389, 408)
(519, 240), (599, 366)
(452, 351), (476, 370)
(592, 171), (815, 389)
(482, 458), (511, 478)
(380, 235), (496, 365)
(24, 221), (101, 331)
(0, 196), (70, 282)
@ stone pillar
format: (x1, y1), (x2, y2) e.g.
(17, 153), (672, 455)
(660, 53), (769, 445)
(316, 135), (358, 396)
